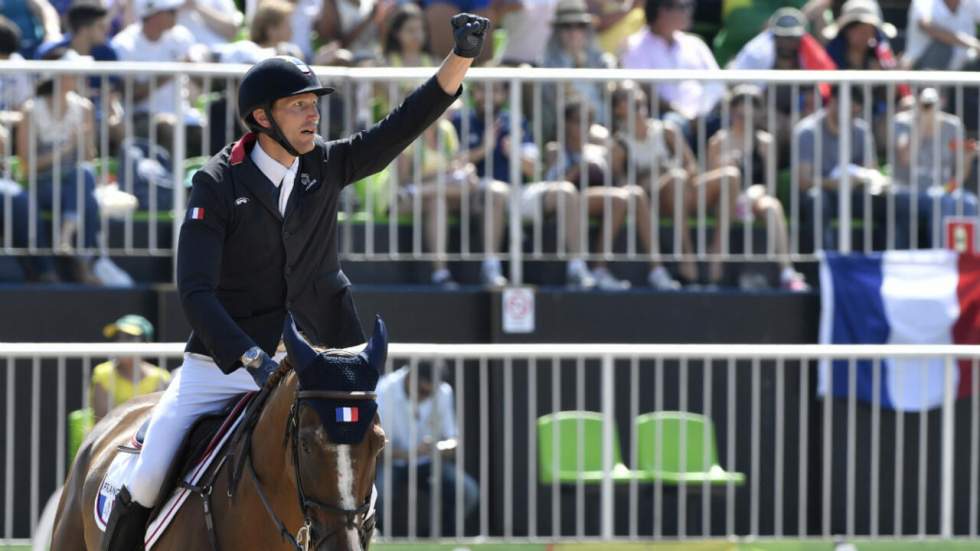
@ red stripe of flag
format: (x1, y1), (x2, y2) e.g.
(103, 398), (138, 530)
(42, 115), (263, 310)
(954, 253), (980, 398)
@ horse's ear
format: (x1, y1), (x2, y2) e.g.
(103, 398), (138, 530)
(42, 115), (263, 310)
(358, 316), (387, 375)
(283, 314), (317, 375)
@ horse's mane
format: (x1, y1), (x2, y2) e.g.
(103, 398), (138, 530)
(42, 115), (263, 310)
(265, 357), (296, 391)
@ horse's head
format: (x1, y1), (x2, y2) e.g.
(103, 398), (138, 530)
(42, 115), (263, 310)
(280, 315), (387, 550)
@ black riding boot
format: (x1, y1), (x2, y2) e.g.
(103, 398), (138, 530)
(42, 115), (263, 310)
(101, 486), (151, 551)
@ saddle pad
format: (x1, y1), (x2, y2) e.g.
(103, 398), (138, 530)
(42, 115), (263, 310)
(94, 452), (140, 531)
(92, 393), (252, 548)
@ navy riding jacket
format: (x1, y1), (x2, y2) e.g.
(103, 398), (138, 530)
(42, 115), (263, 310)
(178, 76), (460, 372)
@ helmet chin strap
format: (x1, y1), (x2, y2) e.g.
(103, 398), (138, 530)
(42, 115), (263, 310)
(257, 103), (302, 158)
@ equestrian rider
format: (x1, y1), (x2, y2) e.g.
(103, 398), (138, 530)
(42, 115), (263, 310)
(100, 14), (490, 550)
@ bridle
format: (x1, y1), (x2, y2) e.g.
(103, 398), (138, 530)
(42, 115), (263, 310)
(243, 387), (379, 550)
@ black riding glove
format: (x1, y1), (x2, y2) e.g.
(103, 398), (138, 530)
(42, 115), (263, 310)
(452, 13), (489, 59)
(242, 348), (278, 388)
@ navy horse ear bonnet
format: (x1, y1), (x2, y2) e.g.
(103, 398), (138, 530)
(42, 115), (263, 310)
(283, 314), (386, 444)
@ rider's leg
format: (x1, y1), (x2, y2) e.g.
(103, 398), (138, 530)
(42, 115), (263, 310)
(102, 353), (258, 550)
(129, 354), (258, 505)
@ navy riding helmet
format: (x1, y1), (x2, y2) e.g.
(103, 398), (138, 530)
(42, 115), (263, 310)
(237, 56), (335, 156)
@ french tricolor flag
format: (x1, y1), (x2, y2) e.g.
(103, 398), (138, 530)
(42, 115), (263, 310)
(819, 251), (980, 411)
(189, 207), (205, 220)
(336, 407), (359, 423)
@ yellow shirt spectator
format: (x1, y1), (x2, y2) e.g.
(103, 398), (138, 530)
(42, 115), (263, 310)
(91, 360), (172, 416)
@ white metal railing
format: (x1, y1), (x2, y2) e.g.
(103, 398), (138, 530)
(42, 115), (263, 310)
(2, 64), (980, 284)
(4, 342), (980, 545)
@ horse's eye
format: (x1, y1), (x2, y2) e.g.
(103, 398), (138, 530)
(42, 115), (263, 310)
(300, 435), (312, 454)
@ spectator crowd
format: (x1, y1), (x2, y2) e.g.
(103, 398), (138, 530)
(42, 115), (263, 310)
(2, 0), (980, 290)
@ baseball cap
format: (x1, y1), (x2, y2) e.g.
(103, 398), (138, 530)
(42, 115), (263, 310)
(919, 87), (940, 106)
(103, 314), (155, 340)
(134, 0), (182, 19)
(770, 7), (806, 38)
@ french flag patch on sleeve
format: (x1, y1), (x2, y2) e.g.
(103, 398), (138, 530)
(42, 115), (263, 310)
(336, 407), (359, 423)
(189, 207), (205, 220)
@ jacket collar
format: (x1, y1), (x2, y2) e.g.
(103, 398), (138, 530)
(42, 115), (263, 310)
(230, 134), (283, 221)
(230, 132), (258, 166)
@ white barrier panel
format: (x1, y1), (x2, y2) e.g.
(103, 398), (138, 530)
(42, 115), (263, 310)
(3, 343), (980, 544)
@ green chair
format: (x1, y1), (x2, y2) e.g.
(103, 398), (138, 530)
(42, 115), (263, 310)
(634, 411), (745, 486)
(536, 411), (636, 485)
(67, 407), (94, 465)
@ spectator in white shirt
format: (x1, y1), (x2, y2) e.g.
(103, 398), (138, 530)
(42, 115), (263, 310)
(316, 0), (390, 61)
(620, 0), (724, 140)
(904, 0), (980, 70)
(111, 0), (203, 152)
(177, 0), (243, 49)
(0, 16), (33, 114)
(376, 361), (478, 536)
(211, 0), (303, 63)
(499, 0), (560, 65)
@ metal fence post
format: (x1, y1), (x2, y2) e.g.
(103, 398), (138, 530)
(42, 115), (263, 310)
(942, 354), (956, 537)
(509, 77), (524, 285)
(601, 354), (615, 539)
(838, 83), (852, 254)
(172, 73), (188, 284)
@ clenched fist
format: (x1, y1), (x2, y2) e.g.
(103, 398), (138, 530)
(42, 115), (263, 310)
(451, 13), (490, 59)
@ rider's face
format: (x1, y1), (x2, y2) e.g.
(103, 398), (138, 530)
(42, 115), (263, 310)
(267, 92), (321, 155)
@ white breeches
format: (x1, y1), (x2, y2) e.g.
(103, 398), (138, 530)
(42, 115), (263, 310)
(127, 353), (259, 507)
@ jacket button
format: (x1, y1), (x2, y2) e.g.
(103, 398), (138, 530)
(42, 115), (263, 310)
(285, 267), (292, 276)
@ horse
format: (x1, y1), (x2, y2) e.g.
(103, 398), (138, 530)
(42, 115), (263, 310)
(50, 316), (388, 551)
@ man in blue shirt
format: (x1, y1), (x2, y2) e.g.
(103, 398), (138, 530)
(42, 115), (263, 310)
(36, 0), (116, 62)
(36, 1), (121, 146)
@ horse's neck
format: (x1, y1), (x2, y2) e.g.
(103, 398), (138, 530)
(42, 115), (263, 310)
(204, 373), (304, 547)
(249, 372), (299, 478)
(242, 373), (303, 518)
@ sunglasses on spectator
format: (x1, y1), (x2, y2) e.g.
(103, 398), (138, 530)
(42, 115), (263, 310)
(559, 22), (590, 30)
(664, 1), (695, 11)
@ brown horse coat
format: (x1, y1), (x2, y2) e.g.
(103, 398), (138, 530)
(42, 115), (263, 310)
(51, 366), (384, 551)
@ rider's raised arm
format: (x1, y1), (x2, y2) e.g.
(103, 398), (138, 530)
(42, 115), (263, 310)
(323, 63), (465, 188)
(177, 173), (256, 373)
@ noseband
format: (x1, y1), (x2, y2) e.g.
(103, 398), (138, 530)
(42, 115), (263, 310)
(242, 388), (378, 550)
